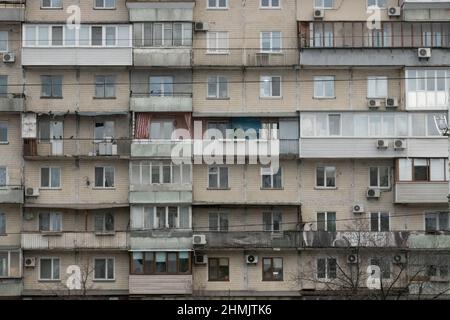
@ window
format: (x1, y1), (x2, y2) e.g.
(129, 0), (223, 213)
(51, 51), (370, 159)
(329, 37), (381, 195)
(0, 213), (5, 235)
(94, 121), (115, 141)
(367, 0), (385, 8)
(38, 120), (63, 144)
(207, 0), (227, 9)
(0, 121), (6, 143)
(39, 212), (62, 232)
(95, 76), (115, 98)
(95, 0), (116, 9)
(314, 76), (335, 98)
(314, 0), (333, 8)
(369, 167), (390, 188)
(370, 212), (390, 232)
(260, 0), (280, 8)
(398, 158), (449, 182)
(42, 0), (62, 8)
(208, 258), (229, 281)
(261, 32), (282, 53)
(316, 166), (336, 188)
(313, 23), (333, 47)
(94, 258), (114, 281)
(95, 166), (115, 188)
(131, 206), (190, 230)
(207, 32), (229, 53)
(317, 257), (337, 279)
(413, 159), (429, 181)
(208, 166), (229, 189)
(131, 161), (191, 186)
(426, 265), (449, 280)
(261, 167), (282, 189)
(150, 76), (173, 97)
(406, 69), (450, 110)
(328, 114), (341, 136)
(367, 76), (388, 98)
(39, 258), (60, 280)
(94, 213), (114, 233)
(149, 120), (174, 140)
(41, 75), (62, 98)
(260, 76), (281, 97)
(425, 212), (449, 233)
(370, 257), (391, 279)
(317, 212), (336, 232)
(0, 251), (20, 278)
(0, 167), (6, 188)
(207, 76), (228, 99)
(0, 31), (7, 52)
(209, 212), (229, 231)
(40, 167), (61, 188)
(131, 252), (191, 274)
(263, 212), (282, 232)
(263, 258), (283, 281)
(134, 22), (192, 47)
(0, 75), (7, 97)
(261, 122), (278, 140)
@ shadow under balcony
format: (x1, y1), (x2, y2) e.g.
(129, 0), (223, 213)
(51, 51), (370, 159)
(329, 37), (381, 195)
(130, 93), (192, 113)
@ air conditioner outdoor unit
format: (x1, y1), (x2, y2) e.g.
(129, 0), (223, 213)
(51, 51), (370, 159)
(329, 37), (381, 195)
(385, 97), (399, 108)
(376, 139), (389, 149)
(353, 204), (364, 214)
(347, 254), (358, 264)
(24, 257), (36, 268)
(368, 99), (382, 109)
(313, 8), (324, 19)
(392, 253), (407, 265)
(194, 22), (209, 32)
(194, 254), (207, 265)
(25, 187), (39, 197)
(418, 48), (431, 59)
(255, 53), (270, 66)
(394, 139), (406, 150)
(246, 255), (259, 264)
(192, 234), (207, 245)
(367, 188), (381, 199)
(3, 52), (15, 63)
(387, 6), (401, 17)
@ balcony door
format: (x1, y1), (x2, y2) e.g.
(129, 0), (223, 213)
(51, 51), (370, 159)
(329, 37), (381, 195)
(149, 76), (173, 97)
(50, 121), (63, 156)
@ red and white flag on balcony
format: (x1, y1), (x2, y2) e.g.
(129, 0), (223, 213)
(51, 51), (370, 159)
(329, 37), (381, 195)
(135, 113), (152, 139)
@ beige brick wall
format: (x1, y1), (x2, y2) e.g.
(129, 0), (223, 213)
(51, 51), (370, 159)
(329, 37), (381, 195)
(193, 251), (300, 293)
(25, 0), (129, 23)
(24, 159), (129, 205)
(297, 0), (401, 21)
(0, 205), (21, 247)
(22, 251), (129, 292)
(24, 69), (130, 113)
(0, 114), (23, 186)
(0, 24), (23, 87)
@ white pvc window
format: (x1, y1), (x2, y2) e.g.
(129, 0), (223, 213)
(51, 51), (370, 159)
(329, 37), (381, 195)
(131, 161), (191, 186)
(314, 76), (335, 98)
(367, 76), (388, 98)
(260, 0), (280, 8)
(207, 32), (229, 53)
(0, 31), (8, 52)
(208, 76), (228, 98)
(39, 257), (60, 280)
(314, 0), (333, 9)
(41, 0), (62, 8)
(261, 31), (282, 53)
(406, 69), (450, 110)
(208, 0), (228, 9)
(94, 0), (116, 9)
(260, 76), (281, 97)
(131, 205), (191, 230)
(94, 258), (115, 281)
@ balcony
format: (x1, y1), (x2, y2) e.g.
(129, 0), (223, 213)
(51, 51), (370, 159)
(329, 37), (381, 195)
(0, 94), (25, 112)
(130, 93), (193, 113)
(0, 187), (23, 204)
(301, 231), (410, 249)
(192, 231), (300, 249)
(129, 275), (192, 295)
(395, 182), (448, 204)
(298, 21), (450, 66)
(21, 231), (129, 250)
(130, 185), (192, 204)
(0, 2), (24, 22)
(407, 232), (450, 250)
(134, 48), (192, 67)
(299, 138), (448, 158)
(401, 0), (450, 9)
(131, 140), (192, 158)
(130, 229), (193, 251)
(0, 279), (22, 297)
(23, 138), (131, 160)
(193, 49), (298, 68)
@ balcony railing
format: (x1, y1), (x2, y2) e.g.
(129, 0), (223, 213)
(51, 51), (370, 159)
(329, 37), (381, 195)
(130, 93), (193, 112)
(21, 231), (129, 250)
(0, 94), (25, 112)
(23, 138), (131, 159)
(0, 2), (25, 22)
(0, 186), (23, 204)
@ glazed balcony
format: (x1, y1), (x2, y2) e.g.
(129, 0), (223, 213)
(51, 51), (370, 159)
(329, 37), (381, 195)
(130, 93), (193, 113)
(0, 94), (25, 112)
(21, 231), (129, 250)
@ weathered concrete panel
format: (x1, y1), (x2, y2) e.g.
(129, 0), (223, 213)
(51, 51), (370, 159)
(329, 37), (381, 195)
(130, 96), (192, 112)
(129, 190), (192, 204)
(133, 48), (192, 67)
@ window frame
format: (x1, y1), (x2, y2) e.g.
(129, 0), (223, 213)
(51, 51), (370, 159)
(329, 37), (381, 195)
(94, 75), (116, 98)
(0, 250), (21, 278)
(41, 0), (62, 9)
(313, 76), (335, 99)
(39, 257), (60, 281)
(260, 0), (281, 9)
(425, 211), (449, 233)
(369, 166), (390, 188)
(208, 166), (229, 189)
(260, 167), (283, 189)
(370, 212), (390, 232)
(367, 0), (386, 9)
(316, 166), (336, 188)
(369, 257), (391, 280)
(207, 0), (228, 10)
(316, 257), (337, 280)
(208, 212), (229, 232)
(39, 212), (62, 232)
(206, 31), (229, 54)
(0, 212), (6, 235)
(208, 257), (230, 281)
(316, 211), (337, 232)
(40, 75), (63, 99)
(40, 167), (61, 189)
(314, 0), (334, 9)
(94, 212), (115, 233)
(263, 211), (283, 232)
(94, 166), (115, 188)
(260, 31), (282, 53)
(93, 257), (115, 281)
(130, 251), (192, 275)
(207, 75), (229, 99)
(94, 0), (116, 10)
(260, 75), (282, 98)
(131, 205), (191, 230)
(262, 257), (283, 281)
(0, 166), (7, 189)
(367, 76), (388, 99)
(0, 121), (7, 144)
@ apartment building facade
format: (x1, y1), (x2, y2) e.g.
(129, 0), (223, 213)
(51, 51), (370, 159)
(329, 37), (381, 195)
(0, 0), (449, 299)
